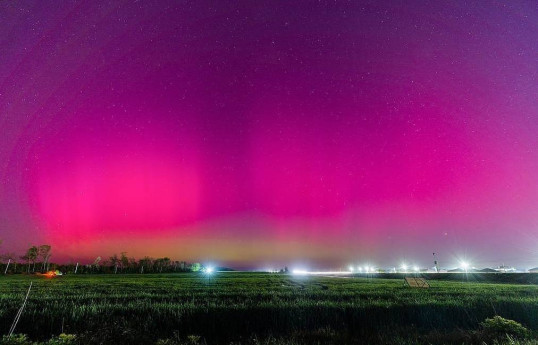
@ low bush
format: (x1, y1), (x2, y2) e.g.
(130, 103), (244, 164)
(0, 334), (31, 345)
(481, 316), (530, 340)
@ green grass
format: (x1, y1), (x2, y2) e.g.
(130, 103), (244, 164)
(0, 273), (537, 344)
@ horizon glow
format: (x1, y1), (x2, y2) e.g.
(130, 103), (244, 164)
(0, 1), (537, 269)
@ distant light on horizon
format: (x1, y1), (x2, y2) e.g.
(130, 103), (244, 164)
(292, 269), (305, 275)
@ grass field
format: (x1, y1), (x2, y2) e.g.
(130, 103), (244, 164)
(0, 273), (537, 344)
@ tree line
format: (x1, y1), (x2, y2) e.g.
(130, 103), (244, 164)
(0, 240), (201, 274)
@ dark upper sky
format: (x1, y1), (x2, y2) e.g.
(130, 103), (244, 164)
(0, 1), (537, 269)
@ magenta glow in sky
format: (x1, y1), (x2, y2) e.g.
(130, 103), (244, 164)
(1, 1), (537, 268)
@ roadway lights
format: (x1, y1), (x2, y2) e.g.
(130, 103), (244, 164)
(413, 266), (419, 272)
(460, 261), (469, 272)
(348, 265), (354, 272)
(292, 269), (307, 275)
(204, 266), (214, 284)
(401, 264), (408, 272)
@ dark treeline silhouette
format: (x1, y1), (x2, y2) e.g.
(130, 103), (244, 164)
(0, 241), (200, 274)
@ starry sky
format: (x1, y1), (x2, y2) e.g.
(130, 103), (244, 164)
(0, 1), (537, 269)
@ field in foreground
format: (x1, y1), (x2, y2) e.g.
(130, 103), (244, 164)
(0, 273), (537, 344)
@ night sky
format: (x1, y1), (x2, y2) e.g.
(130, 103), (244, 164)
(1, 1), (537, 269)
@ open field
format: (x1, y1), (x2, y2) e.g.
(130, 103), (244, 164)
(1, 273), (537, 344)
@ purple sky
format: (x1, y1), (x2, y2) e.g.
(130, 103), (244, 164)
(0, 1), (537, 269)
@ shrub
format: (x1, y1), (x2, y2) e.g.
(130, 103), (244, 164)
(0, 334), (32, 345)
(45, 334), (76, 345)
(481, 316), (530, 340)
(155, 334), (203, 345)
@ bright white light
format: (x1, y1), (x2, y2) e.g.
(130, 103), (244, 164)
(358, 266), (363, 273)
(413, 266), (419, 272)
(348, 265), (354, 272)
(306, 271), (353, 275)
(205, 267), (214, 274)
(365, 265), (375, 273)
(292, 269), (308, 275)
(460, 261), (469, 270)
(401, 264), (408, 272)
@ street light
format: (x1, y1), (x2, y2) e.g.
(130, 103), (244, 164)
(292, 269), (307, 275)
(460, 261), (469, 272)
(205, 266), (214, 284)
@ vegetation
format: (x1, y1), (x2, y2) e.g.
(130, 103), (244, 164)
(481, 316), (531, 341)
(1, 333), (75, 345)
(0, 273), (537, 344)
(0, 243), (197, 275)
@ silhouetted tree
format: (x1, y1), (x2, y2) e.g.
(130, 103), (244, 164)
(120, 252), (129, 272)
(109, 254), (119, 273)
(128, 257), (137, 271)
(139, 256), (153, 273)
(91, 256), (101, 272)
(38, 245), (51, 272)
(26, 246), (38, 272)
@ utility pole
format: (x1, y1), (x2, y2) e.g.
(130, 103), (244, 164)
(74, 262), (79, 274)
(433, 253), (439, 273)
(4, 259), (11, 274)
